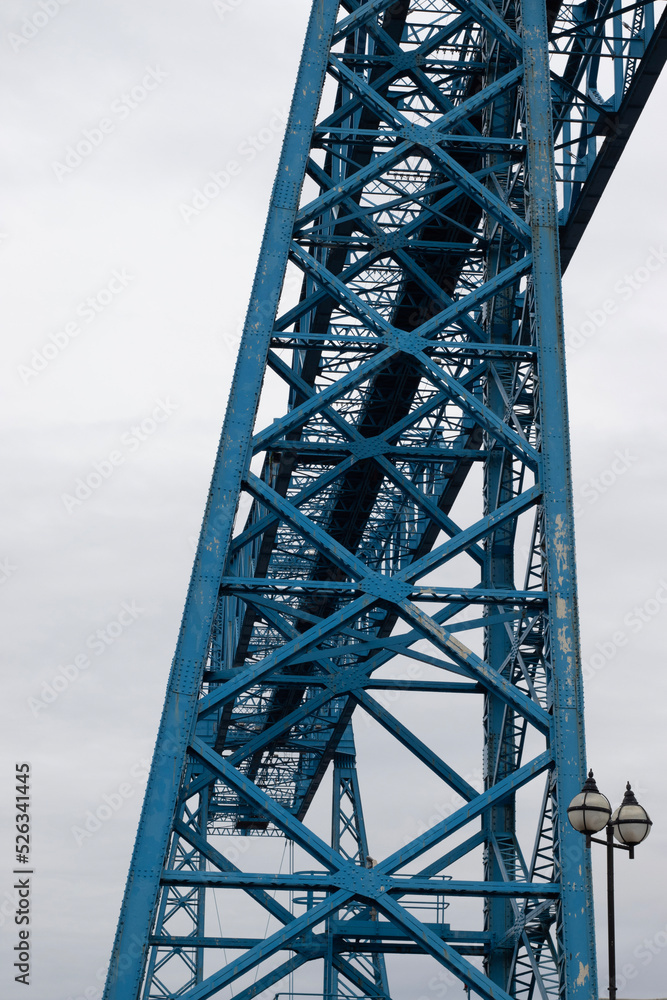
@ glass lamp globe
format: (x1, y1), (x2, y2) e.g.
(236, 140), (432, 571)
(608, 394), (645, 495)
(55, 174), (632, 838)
(567, 770), (612, 834)
(611, 782), (652, 846)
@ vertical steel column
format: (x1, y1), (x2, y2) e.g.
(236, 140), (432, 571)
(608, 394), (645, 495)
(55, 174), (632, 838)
(326, 750), (388, 1000)
(482, 0), (521, 986)
(521, 0), (597, 993)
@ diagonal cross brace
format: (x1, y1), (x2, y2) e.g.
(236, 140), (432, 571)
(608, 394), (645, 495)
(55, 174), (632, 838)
(378, 751), (553, 875)
(197, 593), (376, 718)
(379, 894), (515, 1000)
(182, 743), (551, 1000)
(397, 599), (551, 733)
(323, 53), (530, 247)
(297, 65), (525, 227)
(173, 819), (294, 926)
(179, 886), (352, 1000)
(190, 736), (347, 871)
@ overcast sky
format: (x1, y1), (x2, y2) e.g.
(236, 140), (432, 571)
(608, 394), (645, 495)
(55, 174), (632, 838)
(2, 2), (666, 998)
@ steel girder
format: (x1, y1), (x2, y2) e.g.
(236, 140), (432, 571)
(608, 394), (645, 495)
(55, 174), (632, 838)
(103, 1), (665, 999)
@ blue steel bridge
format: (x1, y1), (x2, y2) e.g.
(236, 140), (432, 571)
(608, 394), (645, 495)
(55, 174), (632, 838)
(104, 1), (667, 999)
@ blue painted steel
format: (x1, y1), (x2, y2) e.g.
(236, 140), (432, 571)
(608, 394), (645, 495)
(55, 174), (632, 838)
(523, 0), (597, 991)
(160, 872), (559, 898)
(103, 1), (665, 997)
(326, 751), (389, 999)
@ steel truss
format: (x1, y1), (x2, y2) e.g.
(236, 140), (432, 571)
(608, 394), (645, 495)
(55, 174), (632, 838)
(104, 1), (666, 998)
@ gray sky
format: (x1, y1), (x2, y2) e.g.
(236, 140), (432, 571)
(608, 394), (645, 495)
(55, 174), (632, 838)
(2, 1), (667, 998)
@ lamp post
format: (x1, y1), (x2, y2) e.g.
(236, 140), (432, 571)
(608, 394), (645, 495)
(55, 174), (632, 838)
(567, 771), (652, 1000)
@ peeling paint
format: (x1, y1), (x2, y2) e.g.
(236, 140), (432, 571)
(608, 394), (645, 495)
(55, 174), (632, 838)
(556, 595), (567, 619)
(575, 961), (589, 986)
(446, 634), (469, 657)
(557, 624), (572, 653)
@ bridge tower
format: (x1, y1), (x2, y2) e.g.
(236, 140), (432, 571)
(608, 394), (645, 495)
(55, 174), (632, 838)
(103, 1), (667, 998)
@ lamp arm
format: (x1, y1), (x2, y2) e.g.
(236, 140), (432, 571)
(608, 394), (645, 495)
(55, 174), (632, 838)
(588, 833), (633, 857)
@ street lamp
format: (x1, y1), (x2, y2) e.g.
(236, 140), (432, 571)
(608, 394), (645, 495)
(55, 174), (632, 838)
(568, 771), (652, 1000)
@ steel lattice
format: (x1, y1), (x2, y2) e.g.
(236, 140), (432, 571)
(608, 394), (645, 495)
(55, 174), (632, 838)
(103, 1), (667, 999)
